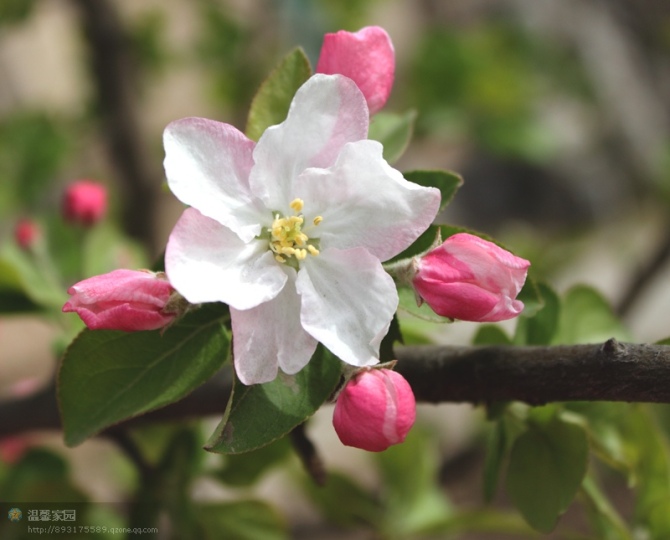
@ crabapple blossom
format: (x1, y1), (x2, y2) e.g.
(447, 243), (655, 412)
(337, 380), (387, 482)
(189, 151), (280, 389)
(164, 74), (440, 385)
(63, 269), (177, 331)
(62, 180), (107, 226)
(411, 233), (530, 322)
(316, 26), (394, 114)
(333, 368), (416, 452)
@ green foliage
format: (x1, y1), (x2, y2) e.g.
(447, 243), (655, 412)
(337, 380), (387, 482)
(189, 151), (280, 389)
(553, 285), (631, 344)
(0, 0), (38, 27)
(194, 1), (262, 114)
(0, 111), (71, 213)
(82, 223), (148, 278)
(215, 437), (292, 487)
(303, 471), (384, 528)
(246, 48), (312, 141)
(506, 409), (589, 532)
(128, 9), (170, 77)
(368, 110), (416, 164)
(0, 241), (67, 311)
(514, 282), (560, 345)
(403, 170), (464, 213)
(206, 345), (341, 454)
(408, 23), (565, 161)
(0, 448), (87, 503)
(376, 426), (453, 536)
(194, 500), (289, 540)
(59, 303), (231, 446)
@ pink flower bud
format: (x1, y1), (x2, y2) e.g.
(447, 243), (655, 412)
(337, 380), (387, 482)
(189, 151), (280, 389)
(0, 437), (30, 464)
(14, 218), (40, 250)
(62, 180), (107, 226)
(316, 26), (395, 115)
(62, 269), (177, 332)
(412, 233), (530, 322)
(333, 368), (415, 452)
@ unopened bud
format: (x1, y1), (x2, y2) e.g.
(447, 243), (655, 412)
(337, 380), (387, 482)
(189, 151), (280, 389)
(62, 180), (107, 226)
(333, 368), (415, 452)
(411, 233), (530, 322)
(63, 269), (179, 332)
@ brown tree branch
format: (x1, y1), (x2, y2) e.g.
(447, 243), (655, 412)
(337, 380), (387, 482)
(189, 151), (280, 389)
(71, 0), (160, 253)
(2, 339), (669, 440)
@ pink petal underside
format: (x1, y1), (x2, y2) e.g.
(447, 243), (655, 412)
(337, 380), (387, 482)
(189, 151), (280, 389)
(316, 26), (395, 114)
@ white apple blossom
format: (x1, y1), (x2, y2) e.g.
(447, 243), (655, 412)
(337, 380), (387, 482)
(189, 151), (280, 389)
(164, 74), (440, 385)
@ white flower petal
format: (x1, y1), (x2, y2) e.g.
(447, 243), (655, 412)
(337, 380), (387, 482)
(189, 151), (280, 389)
(164, 117), (267, 242)
(232, 270), (318, 385)
(294, 140), (440, 261)
(297, 247), (397, 367)
(165, 208), (286, 309)
(250, 74), (369, 211)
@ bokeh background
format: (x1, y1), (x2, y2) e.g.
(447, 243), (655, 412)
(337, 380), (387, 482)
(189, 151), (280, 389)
(1, 1), (670, 538)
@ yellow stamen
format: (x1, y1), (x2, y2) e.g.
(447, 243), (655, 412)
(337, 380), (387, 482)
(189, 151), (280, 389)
(290, 198), (304, 212)
(268, 199), (322, 266)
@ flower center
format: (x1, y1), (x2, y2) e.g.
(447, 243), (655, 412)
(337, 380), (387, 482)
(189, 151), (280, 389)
(269, 198), (322, 266)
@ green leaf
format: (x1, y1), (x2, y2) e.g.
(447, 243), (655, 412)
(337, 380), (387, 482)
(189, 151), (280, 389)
(376, 426), (453, 535)
(0, 288), (41, 314)
(506, 415), (588, 532)
(404, 170), (463, 213)
(620, 406), (670, 537)
(215, 437), (291, 487)
(303, 471), (384, 528)
(0, 241), (66, 310)
(514, 282), (560, 345)
(473, 324), (512, 345)
(552, 285), (630, 345)
(59, 303), (231, 446)
(368, 110), (417, 163)
(206, 345), (342, 454)
(483, 420), (508, 503)
(83, 223), (149, 277)
(0, 448), (87, 503)
(245, 48), (312, 141)
(581, 474), (632, 540)
(195, 500), (289, 540)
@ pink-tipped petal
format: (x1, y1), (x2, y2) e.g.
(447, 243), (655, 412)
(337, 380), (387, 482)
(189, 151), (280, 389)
(316, 26), (395, 114)
(412, 233), (530, 322)
(63, 269), (176, 331)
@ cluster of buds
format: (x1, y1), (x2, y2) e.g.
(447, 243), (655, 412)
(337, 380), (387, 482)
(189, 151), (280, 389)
(14, 180), (107, 250)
